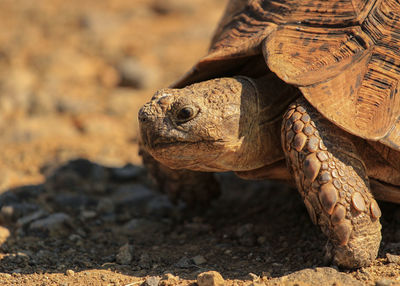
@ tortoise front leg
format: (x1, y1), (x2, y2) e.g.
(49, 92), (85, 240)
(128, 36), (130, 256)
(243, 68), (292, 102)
(281, 98), (382, 268)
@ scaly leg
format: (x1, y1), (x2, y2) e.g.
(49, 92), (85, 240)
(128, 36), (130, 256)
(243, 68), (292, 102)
(281, 98), (382, 268)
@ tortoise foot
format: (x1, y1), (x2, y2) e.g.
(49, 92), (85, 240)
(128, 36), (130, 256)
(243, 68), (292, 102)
(141, 148), (220, 206)
(282, 98), (382, 268)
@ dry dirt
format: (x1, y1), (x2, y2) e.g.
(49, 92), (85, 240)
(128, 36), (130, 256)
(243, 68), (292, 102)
(0, 0), (399, 285)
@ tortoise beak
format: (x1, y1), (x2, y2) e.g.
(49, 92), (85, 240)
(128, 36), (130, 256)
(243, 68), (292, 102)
(138, 102), (157, 148)
(138, 97), (176, 150)
(138, 103), (151, 124)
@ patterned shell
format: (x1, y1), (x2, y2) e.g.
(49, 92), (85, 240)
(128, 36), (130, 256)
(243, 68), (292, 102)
(174, 0), (400, 151)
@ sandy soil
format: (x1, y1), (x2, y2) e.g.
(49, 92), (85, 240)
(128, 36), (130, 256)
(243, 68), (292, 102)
(0, 0), (399, 285)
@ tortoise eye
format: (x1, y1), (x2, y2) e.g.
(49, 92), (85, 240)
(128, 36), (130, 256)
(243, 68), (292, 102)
(176, 106), (196, 122)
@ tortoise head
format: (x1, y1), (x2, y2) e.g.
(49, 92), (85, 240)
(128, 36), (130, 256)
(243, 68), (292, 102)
(139, 75), (296, 173)
(138, 77), (264, 172)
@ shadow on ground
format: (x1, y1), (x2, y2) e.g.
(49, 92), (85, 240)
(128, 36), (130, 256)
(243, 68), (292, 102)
(0, 159), (399, 283)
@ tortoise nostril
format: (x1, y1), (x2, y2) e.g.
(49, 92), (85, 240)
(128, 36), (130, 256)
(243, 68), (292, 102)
(138, 108), (149, 123)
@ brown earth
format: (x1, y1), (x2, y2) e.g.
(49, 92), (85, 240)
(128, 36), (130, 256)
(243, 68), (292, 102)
(0, 0), (400, 285)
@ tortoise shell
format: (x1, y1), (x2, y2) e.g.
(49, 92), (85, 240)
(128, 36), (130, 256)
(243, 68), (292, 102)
(173, 0), (400, 151)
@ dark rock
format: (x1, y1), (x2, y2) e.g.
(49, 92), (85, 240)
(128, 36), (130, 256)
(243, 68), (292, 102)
(116, 243), (133, 265)
(236, 224), (256, 246)
(236, 223), (253, 237)
(174, 257), (192, 269)
(111, 184), (155, 209)
(138, 253), (152, 269)
(17, 209), (48, 227)
(62, 159), (97, 178)
(29, 213), (72, 235)
(53, 193), (96, 212)
(12, 185), (45, 200)
(145, 195), (174, 217)
(109, 164), (144, 182)
(96, 198), (115, 213)
(122, 218), (166, 236)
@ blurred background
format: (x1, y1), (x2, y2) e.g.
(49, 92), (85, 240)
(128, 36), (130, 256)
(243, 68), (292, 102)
(0, 0), (228, 191)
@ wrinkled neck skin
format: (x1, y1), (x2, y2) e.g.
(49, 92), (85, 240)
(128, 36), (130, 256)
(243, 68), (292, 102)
(138, 74), (299, 179)
(222, 76), (284, 172)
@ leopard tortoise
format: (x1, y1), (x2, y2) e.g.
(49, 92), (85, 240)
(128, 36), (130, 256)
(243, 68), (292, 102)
(138, 0), (400, 268)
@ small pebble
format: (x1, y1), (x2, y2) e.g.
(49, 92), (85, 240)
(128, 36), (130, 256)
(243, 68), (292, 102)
(261, 271), (271, 278)
(1, 206), (14, 218)
(116, 243), (133, 265)
(236, 224), (256, 246)
(0, 226), (10, 244)
(175, 257), (192, 268)
(68, 234), (81, 242)
(197, 271), (225, 286)
(236, 223), (253, 237)
(12, 269), (22, 275)
(192, 255), (206, 265)
(96, 198), (114, 213)
(65, 269), (75, 277)
(386, 253), (400, 265)
(184, 222), (211, 233)
(80, 210), (97, 219)
(257, 236), (266, 244)
(143, 276), (161, 286)
(161, 273), (179, 281)
(375, 278), (393, 286)
(247, 273), (259, 281)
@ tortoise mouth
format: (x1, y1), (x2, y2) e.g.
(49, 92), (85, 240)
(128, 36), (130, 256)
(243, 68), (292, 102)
(144, 138), (228, 171)
(152, 139), (224, 150)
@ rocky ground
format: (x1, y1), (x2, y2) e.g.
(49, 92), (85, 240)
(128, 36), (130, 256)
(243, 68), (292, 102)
(0, 0), (399, 285)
